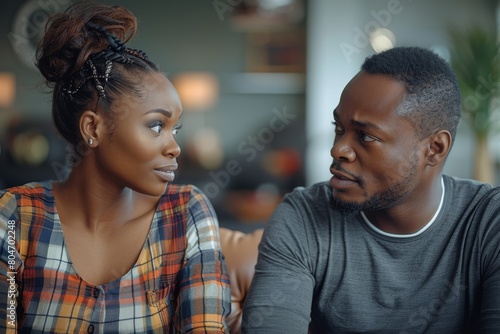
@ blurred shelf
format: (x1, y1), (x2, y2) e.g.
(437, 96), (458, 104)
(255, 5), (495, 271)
(220, 72), (305, 94)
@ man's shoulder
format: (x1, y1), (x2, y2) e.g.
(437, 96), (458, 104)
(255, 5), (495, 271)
(443, 174), (496, 201)
(443, 174), (499, 227)
(287, 181), (331, 201)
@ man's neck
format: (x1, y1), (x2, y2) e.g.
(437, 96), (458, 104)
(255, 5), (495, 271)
(362, 176), (444, 235)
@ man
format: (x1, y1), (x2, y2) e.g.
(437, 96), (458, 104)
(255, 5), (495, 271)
(241, 47), (500, 333)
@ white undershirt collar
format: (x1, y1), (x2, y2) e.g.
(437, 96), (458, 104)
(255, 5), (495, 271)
(360, 177), (445, 238)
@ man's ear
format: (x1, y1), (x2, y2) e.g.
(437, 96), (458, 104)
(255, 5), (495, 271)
(424, 130), (452, 166)
(79, 110), (104, 147)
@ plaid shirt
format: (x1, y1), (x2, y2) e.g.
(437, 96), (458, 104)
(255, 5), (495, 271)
(0, 181), (230, 333)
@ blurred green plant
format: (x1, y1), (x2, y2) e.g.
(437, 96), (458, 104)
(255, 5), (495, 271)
(448, 25), (499, 184)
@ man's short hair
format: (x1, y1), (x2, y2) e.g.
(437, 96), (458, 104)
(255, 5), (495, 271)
(361, 46), (462, 142)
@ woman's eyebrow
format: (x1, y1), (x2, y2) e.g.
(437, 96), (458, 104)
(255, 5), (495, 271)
(145, 109), (172, 118)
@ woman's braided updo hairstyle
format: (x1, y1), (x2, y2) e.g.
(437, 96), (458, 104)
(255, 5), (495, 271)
(36, 1), (161, 148)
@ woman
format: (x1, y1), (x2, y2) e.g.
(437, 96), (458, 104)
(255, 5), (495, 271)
(0, 2), (230, 333)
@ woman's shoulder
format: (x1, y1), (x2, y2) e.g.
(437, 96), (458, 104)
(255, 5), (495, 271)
(158, 183), (214, 213)
(0, 181), (54, 223)
(161, 183), (207, 201)
(1, 180), (53, 201)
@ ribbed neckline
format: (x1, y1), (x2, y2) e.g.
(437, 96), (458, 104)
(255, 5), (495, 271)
(361, 177), (445, 239)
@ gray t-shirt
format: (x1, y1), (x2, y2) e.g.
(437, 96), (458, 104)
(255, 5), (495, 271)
(242, 175), (500, 333)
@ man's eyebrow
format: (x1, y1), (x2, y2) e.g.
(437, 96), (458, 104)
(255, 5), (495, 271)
(333, 109), (339, 120)
(351, 119), (381, 130)
(145, 109), (172, 118)
(333, 109), (382, 130)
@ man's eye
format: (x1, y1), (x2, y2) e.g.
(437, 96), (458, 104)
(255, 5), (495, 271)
(360, 133), (376, 142)
(149, 121), (164, 134)
(332, 121), (343, 133)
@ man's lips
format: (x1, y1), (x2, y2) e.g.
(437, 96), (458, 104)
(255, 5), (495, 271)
(329, 167), (361, 191)
(330, 168), (357, 182)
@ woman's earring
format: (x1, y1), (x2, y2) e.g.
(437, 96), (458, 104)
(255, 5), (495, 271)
(88, 138), (94, 146)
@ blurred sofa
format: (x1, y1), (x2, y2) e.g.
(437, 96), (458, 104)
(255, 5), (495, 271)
(219, 227), (263, 334)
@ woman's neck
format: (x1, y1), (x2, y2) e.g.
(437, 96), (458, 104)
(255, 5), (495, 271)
(53, 164), (144, 232)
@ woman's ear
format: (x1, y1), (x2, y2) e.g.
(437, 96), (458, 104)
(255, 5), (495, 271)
(79, 110), (103, 147)
(425, 130), (452, 166)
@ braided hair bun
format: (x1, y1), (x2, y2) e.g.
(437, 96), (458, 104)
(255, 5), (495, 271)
(36, 1), (137, 85)
(35, 1), (160, 150)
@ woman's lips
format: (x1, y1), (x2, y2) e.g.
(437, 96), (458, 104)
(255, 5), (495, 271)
(154, 165), (177, 182)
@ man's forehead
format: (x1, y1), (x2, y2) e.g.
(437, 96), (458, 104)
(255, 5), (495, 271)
(340, 72), (405, 109)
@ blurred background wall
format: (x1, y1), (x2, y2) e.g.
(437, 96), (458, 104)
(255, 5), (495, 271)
(0, 0), (499, 232)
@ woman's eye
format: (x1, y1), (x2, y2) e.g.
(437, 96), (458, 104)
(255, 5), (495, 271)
(149, 121), (165, 134)
(172, 124), (183, 137)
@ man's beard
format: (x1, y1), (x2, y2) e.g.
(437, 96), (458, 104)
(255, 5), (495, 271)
(330, 156), (418, 215)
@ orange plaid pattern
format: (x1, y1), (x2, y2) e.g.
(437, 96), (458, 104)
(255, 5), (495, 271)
(0, 181), (230, 333)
